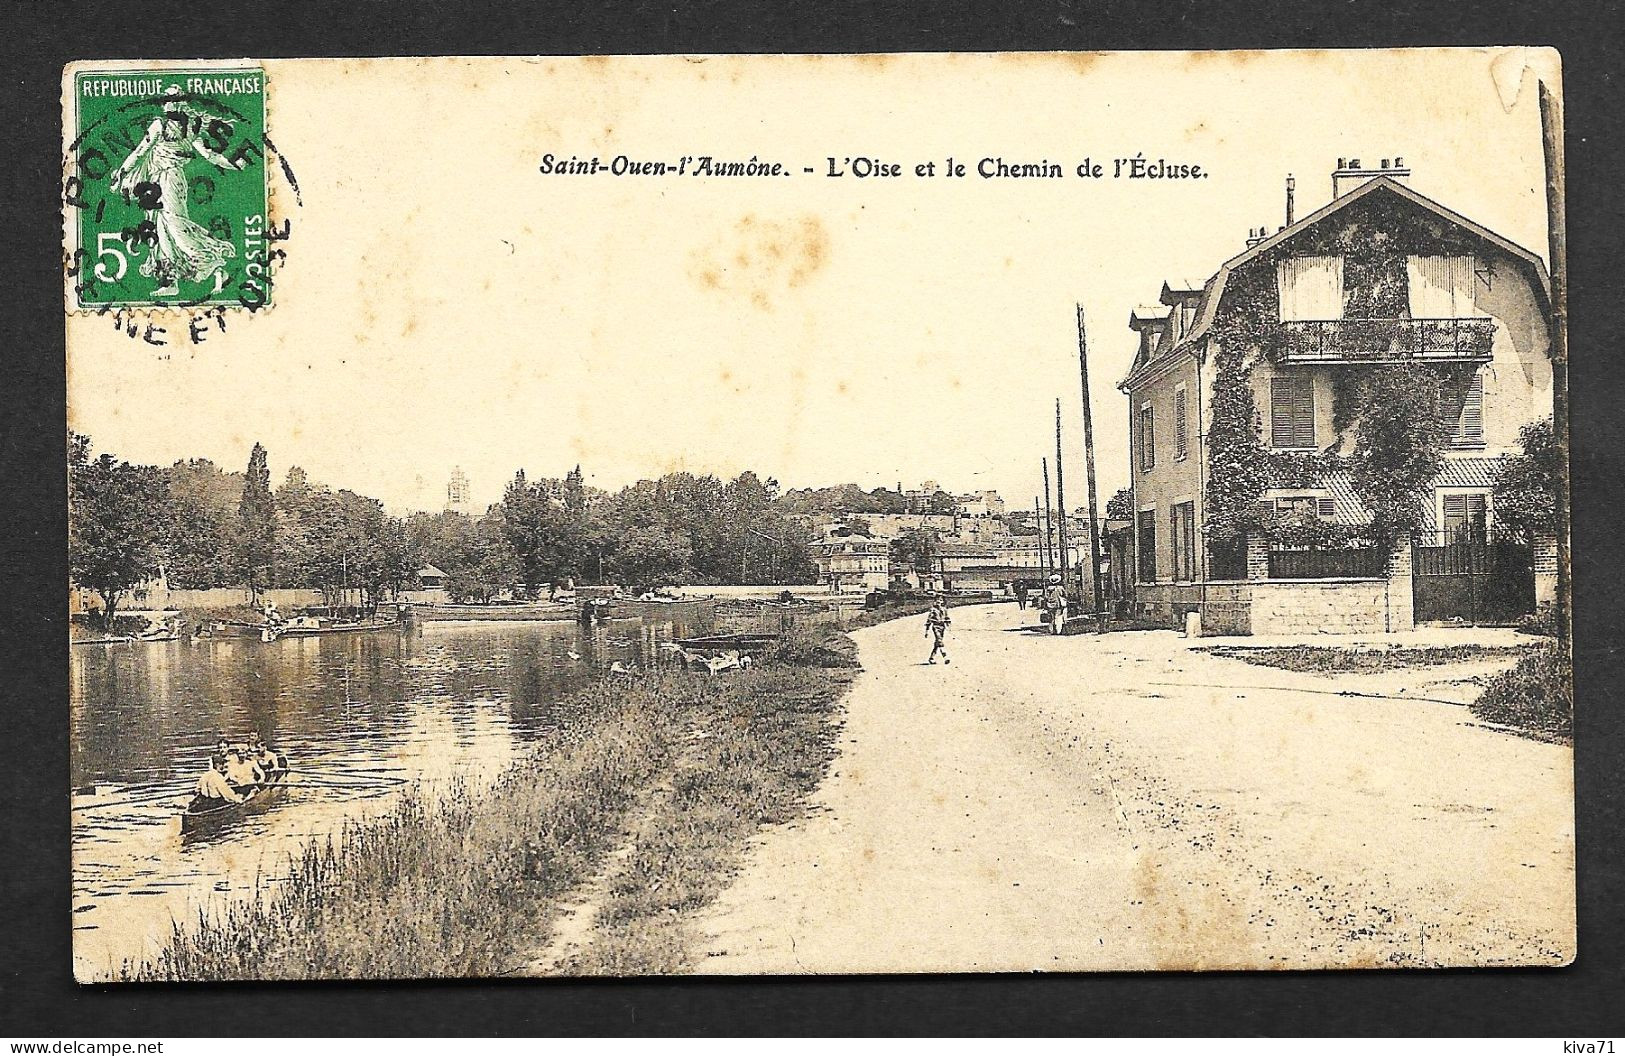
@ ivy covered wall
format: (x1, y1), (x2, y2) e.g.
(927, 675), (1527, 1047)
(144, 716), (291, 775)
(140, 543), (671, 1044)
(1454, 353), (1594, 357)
(1201, 190), (1495, 557)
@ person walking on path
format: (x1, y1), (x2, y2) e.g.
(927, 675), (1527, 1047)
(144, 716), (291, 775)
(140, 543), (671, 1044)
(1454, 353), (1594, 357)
(924, 601), (952, 664)
(1042, 574), (1068, 635)
(1014, 581), (1029, 610)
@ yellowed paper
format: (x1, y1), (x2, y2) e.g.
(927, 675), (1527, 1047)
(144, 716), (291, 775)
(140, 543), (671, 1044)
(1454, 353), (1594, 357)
(66, 50), (1572, 980)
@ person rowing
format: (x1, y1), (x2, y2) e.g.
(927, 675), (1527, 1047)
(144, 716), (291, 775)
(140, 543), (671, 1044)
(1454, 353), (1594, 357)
(222, 748), (265, 792)
(245, 731), (283, 775)
(194, 762), (246, 803)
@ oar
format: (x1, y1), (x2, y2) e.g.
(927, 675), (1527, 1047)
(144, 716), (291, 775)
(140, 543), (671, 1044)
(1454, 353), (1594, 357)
(286, 775), (407, 789)
(71, 789), (190, 813)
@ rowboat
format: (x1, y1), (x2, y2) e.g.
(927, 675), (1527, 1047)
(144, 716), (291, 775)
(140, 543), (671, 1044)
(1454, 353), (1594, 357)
(180, 768), (290, 837)
(261, 617), (400, 642)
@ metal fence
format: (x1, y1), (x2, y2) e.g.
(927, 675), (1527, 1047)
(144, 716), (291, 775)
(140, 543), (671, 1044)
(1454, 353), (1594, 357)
(1267, 546), (1386, 579)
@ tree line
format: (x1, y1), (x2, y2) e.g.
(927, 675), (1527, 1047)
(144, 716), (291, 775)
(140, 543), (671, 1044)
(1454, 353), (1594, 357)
(68, 433), (819, 622)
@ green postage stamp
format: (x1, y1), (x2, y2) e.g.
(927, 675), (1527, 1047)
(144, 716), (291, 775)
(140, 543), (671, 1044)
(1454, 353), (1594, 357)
(65, 64), (271, 311)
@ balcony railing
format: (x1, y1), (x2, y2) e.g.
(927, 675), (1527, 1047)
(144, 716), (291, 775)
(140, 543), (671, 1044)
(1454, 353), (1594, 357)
(1278, 317), (1494, 363)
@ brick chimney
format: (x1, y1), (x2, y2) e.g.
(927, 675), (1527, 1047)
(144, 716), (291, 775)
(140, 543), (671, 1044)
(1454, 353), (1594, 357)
(1332, 156), (1411, 198)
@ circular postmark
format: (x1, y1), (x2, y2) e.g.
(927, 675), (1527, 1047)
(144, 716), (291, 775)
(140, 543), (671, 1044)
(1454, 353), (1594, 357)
(62, 65), (301, 346)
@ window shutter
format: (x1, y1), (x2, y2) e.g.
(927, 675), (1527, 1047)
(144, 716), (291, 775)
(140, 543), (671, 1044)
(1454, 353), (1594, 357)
(1442, 493), (1467, 533)
(1174, 390), (1189, 459)
(1316, 497), (1336, 520)
(1271, 376), (1315, 448)
(1270, 378), (1293, 447)
(1295, 380), (1315, 448)
(1460, 373), (1484, 444)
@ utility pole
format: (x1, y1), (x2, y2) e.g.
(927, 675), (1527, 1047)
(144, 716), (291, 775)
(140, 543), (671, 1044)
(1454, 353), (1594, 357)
(1042, 457), (1057, 580)
(1540, 79), (1570, 648)
(1054, 399), (1071, 600)
(1077, 304), (1105, 622)
(1035, 496), (1048, 583)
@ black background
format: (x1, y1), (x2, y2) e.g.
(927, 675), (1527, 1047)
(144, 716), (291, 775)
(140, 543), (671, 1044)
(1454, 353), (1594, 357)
(3, 0), (1621, 1037)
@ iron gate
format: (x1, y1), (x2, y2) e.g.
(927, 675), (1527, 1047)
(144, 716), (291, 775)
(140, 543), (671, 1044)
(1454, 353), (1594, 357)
(1411, 529), (1534, 624)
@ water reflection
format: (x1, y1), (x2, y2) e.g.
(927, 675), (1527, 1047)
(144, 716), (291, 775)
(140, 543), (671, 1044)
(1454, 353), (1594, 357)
(69, 612), (706, 980)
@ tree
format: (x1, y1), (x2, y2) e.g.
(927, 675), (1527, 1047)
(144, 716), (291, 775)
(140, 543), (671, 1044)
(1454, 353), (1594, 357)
(605, 525), (693, 587)
(1493, 418), (1561, 545)
(70, 451), (168, 626)
(1105, 487), (1134, 521)
(236, 443), (277, 598)
(157, 490), (232, 588)
(444, 517), (521, 602)
(890, 528), (940, 576)
(562, 465), (586, 518)
(926, 490), (960, 516)
(496, 471), (586, 595)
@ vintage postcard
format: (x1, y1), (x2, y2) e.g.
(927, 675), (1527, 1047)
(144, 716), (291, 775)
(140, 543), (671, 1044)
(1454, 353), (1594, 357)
(64, 50), (1573, 981)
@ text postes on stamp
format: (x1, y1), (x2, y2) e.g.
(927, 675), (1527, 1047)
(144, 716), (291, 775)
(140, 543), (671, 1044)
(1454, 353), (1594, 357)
(66, 66), (270, 312)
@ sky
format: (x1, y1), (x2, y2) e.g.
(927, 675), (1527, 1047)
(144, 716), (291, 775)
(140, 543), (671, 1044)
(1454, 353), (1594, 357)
(66, 49), (1557, 516)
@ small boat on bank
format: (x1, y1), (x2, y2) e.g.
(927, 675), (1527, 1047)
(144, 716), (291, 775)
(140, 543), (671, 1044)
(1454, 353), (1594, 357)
(180, 768), (289, 837)
(260, 616), (401, 642)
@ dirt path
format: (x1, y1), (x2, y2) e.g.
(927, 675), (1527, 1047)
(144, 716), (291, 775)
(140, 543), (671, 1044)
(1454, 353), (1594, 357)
(693, 604), (1574, 973)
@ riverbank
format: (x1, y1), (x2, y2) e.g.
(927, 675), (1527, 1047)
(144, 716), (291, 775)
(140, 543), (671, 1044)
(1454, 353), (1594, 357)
(119, 625), (856, 981)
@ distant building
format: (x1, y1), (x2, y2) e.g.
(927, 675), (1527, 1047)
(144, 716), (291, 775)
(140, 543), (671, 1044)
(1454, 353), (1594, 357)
(852, 512), (958, 540)
(810, 526), (891, 593)
(954, 490), (1007, 518)
(446, 467), (471, 515)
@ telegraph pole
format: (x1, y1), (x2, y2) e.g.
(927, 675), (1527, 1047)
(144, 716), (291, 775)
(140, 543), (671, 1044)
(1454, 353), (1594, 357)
(1042, 457), (1057, 578)
(1034, 496), (1048, 583)
(1077, 304), (1105, 621)
(1540, 79), (1570, 648)
(1054, 399), (1071, 599)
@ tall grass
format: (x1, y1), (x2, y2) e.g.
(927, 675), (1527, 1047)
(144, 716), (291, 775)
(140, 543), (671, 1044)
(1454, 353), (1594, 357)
(1204, 643), (1537, 674)
(122, 634), (857, 980)
(128, 677), (691, 980)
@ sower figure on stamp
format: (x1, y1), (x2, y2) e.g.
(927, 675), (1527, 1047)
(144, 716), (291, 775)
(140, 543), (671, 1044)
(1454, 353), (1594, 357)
(109, 86), (242, 297)
(924, 600), (951, 665)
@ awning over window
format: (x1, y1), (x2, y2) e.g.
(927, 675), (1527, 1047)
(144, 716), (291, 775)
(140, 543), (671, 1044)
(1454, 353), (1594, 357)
(1276, 256), (1345, 321)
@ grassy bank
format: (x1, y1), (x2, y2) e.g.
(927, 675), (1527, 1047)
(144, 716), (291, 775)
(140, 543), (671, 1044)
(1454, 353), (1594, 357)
(571, 628), (857, 973)
(123, 626), (857, 980)
(1201, 643), (1536, 674)
(1469, 643), (1572, 745)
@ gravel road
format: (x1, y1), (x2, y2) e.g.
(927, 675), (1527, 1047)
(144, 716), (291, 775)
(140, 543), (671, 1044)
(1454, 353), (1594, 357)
(694, 603), (1574, 973)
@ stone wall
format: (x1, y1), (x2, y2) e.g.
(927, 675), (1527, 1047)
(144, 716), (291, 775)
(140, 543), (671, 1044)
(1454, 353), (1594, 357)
(1135, 575), (1412, 635)
(1135, 581), (1253, 635)
(1248, 578), (1401, 635)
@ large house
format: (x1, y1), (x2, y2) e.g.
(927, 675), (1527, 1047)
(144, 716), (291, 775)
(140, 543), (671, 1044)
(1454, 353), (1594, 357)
(1117, 161), (1556, 634)
(811, 527), (891, 593)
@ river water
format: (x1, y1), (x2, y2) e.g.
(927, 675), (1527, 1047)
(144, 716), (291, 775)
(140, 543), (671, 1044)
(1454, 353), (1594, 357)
(69, 611), (709, 981)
